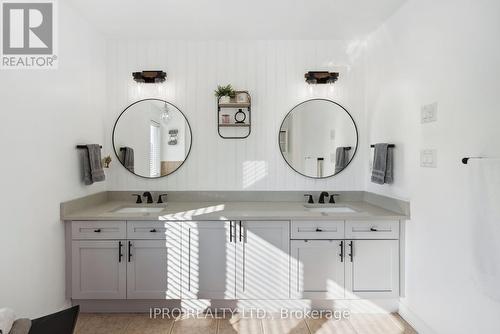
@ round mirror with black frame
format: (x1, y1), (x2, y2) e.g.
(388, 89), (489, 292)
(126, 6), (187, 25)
(279, 99), (358, 179)
(112, 98), (192, 179)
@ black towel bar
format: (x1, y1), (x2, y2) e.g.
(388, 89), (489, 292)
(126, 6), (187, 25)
(370, 144), (395, 148)
(76, 145), (102, 149)
(462, 157), (500, 164)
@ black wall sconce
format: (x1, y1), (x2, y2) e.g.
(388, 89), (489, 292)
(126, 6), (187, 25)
(132, 70), (167, 83)
(305, 71), (339, 84)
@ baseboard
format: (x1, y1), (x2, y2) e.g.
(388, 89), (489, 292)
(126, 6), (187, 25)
(398, 301), (437, 334)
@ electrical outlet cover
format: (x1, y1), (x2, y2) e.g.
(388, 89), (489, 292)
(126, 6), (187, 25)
(420, 149), (437, 168)
(421, 102), (438, 123)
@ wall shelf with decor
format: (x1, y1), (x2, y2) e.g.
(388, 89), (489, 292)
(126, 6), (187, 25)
(217, 91), (251, 139)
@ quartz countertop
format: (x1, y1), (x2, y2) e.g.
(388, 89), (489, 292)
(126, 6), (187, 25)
(61, 200), (408, 222)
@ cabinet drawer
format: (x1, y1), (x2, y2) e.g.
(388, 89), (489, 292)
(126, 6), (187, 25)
(127, 221), (180, 239)
(71, 221), (126, 240)
(291, 221), (344, 239)
(345, 221), (399, 239)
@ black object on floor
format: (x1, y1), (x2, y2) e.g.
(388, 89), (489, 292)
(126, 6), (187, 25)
(28, 306), (79, 334)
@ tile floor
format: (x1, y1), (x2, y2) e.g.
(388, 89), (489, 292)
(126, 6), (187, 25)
(75, 313), (417, 334)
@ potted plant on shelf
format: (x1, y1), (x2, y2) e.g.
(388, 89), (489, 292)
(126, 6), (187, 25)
(214, 84), (235, 104)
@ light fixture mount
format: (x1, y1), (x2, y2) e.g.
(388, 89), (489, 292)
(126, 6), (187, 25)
(133, 70), (167, 83)
(305, 71), (339, 84)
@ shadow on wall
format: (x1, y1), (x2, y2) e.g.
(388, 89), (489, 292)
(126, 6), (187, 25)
(243, 161), (268, 189)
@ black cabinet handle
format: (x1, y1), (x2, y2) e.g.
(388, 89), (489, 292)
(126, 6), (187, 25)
(348, 241), (353, 262)
(94, 229), (101, 233)
(150, 229), (157, 233)
(370, 227), (378, 232)
(315, 228), (323, 232)
(229, 222), (233, 243)
(128, 241), (132, 262)
(239, 221), (242, 242)
(339, 241), (344, 262)
(118, 241), (123, 263)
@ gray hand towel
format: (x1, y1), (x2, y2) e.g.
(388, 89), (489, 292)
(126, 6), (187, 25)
(334, 147), (350, 174)
(8, 319), (31, 334)
(84, 144), (105, 184)
(80, 149), (93, 185)
(122, 147), (135, 173)
(371, 143), (393, 184)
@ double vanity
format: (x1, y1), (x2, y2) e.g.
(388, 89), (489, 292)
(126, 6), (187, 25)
(67, 67), (406, 313)
(61, 191), (409, 312)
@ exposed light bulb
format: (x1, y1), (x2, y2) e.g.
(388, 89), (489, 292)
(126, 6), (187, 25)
(161, 103), (171, 123)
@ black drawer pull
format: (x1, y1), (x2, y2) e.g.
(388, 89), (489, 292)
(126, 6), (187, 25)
(150, 229), (157, 233)
(370, 227), (378, 232)
(94, 229), (101, 233)
(315, 228), (323, 232)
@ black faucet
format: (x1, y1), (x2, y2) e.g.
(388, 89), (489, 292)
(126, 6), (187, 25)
(329, 194), (340, 204)
(319, 192), (329, 204)
(132, 194), (142, 204)
(143, 191), (154, 204)
(157, 193), (168, 204)
(304, 194), (314, 204)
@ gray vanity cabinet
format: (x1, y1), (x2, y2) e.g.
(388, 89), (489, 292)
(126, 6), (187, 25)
(345, 239), (399, 299)
(71, 240), (127, 299)
(182, 221), (236, 299)
(290, 220), (401, 300)
(182, 220), (290, 300)
(290, 240), (345, 299)
(344, 220), (400, 298)
(126, 222), (181, 299)
(70, 221), (181, 300)
(236, 221), (290, 299)
(126, 240), (180, 299)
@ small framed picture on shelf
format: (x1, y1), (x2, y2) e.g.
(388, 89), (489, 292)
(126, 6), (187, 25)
(236, 92), (248, 103)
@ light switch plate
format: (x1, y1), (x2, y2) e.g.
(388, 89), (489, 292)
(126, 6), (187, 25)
(420, 149), (437, 168)
(421, 102), (438, 123)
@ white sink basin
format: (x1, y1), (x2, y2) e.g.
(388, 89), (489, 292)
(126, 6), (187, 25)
(304, 206), (357, 213)
(112, 207), (166, 214)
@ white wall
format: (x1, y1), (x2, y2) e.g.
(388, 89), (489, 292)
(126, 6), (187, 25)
(0, 3), (106, 317)
(364, 0), (500, 332)
(105, 40), (367, 190)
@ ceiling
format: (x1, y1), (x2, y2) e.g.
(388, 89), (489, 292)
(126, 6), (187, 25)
(66, 0), (407, 40)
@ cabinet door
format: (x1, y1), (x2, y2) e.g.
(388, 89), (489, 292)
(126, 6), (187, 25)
(345, 240), (399, 299)
(182, 221), (236, 299)
(71, 240), (126, 299)
(127, 239), (181, 299)
(290, 240), (344, 299)
(236, 221), (290, 299)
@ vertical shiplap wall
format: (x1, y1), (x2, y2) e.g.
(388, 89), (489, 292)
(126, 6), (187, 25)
(105, 40), (367, 191)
